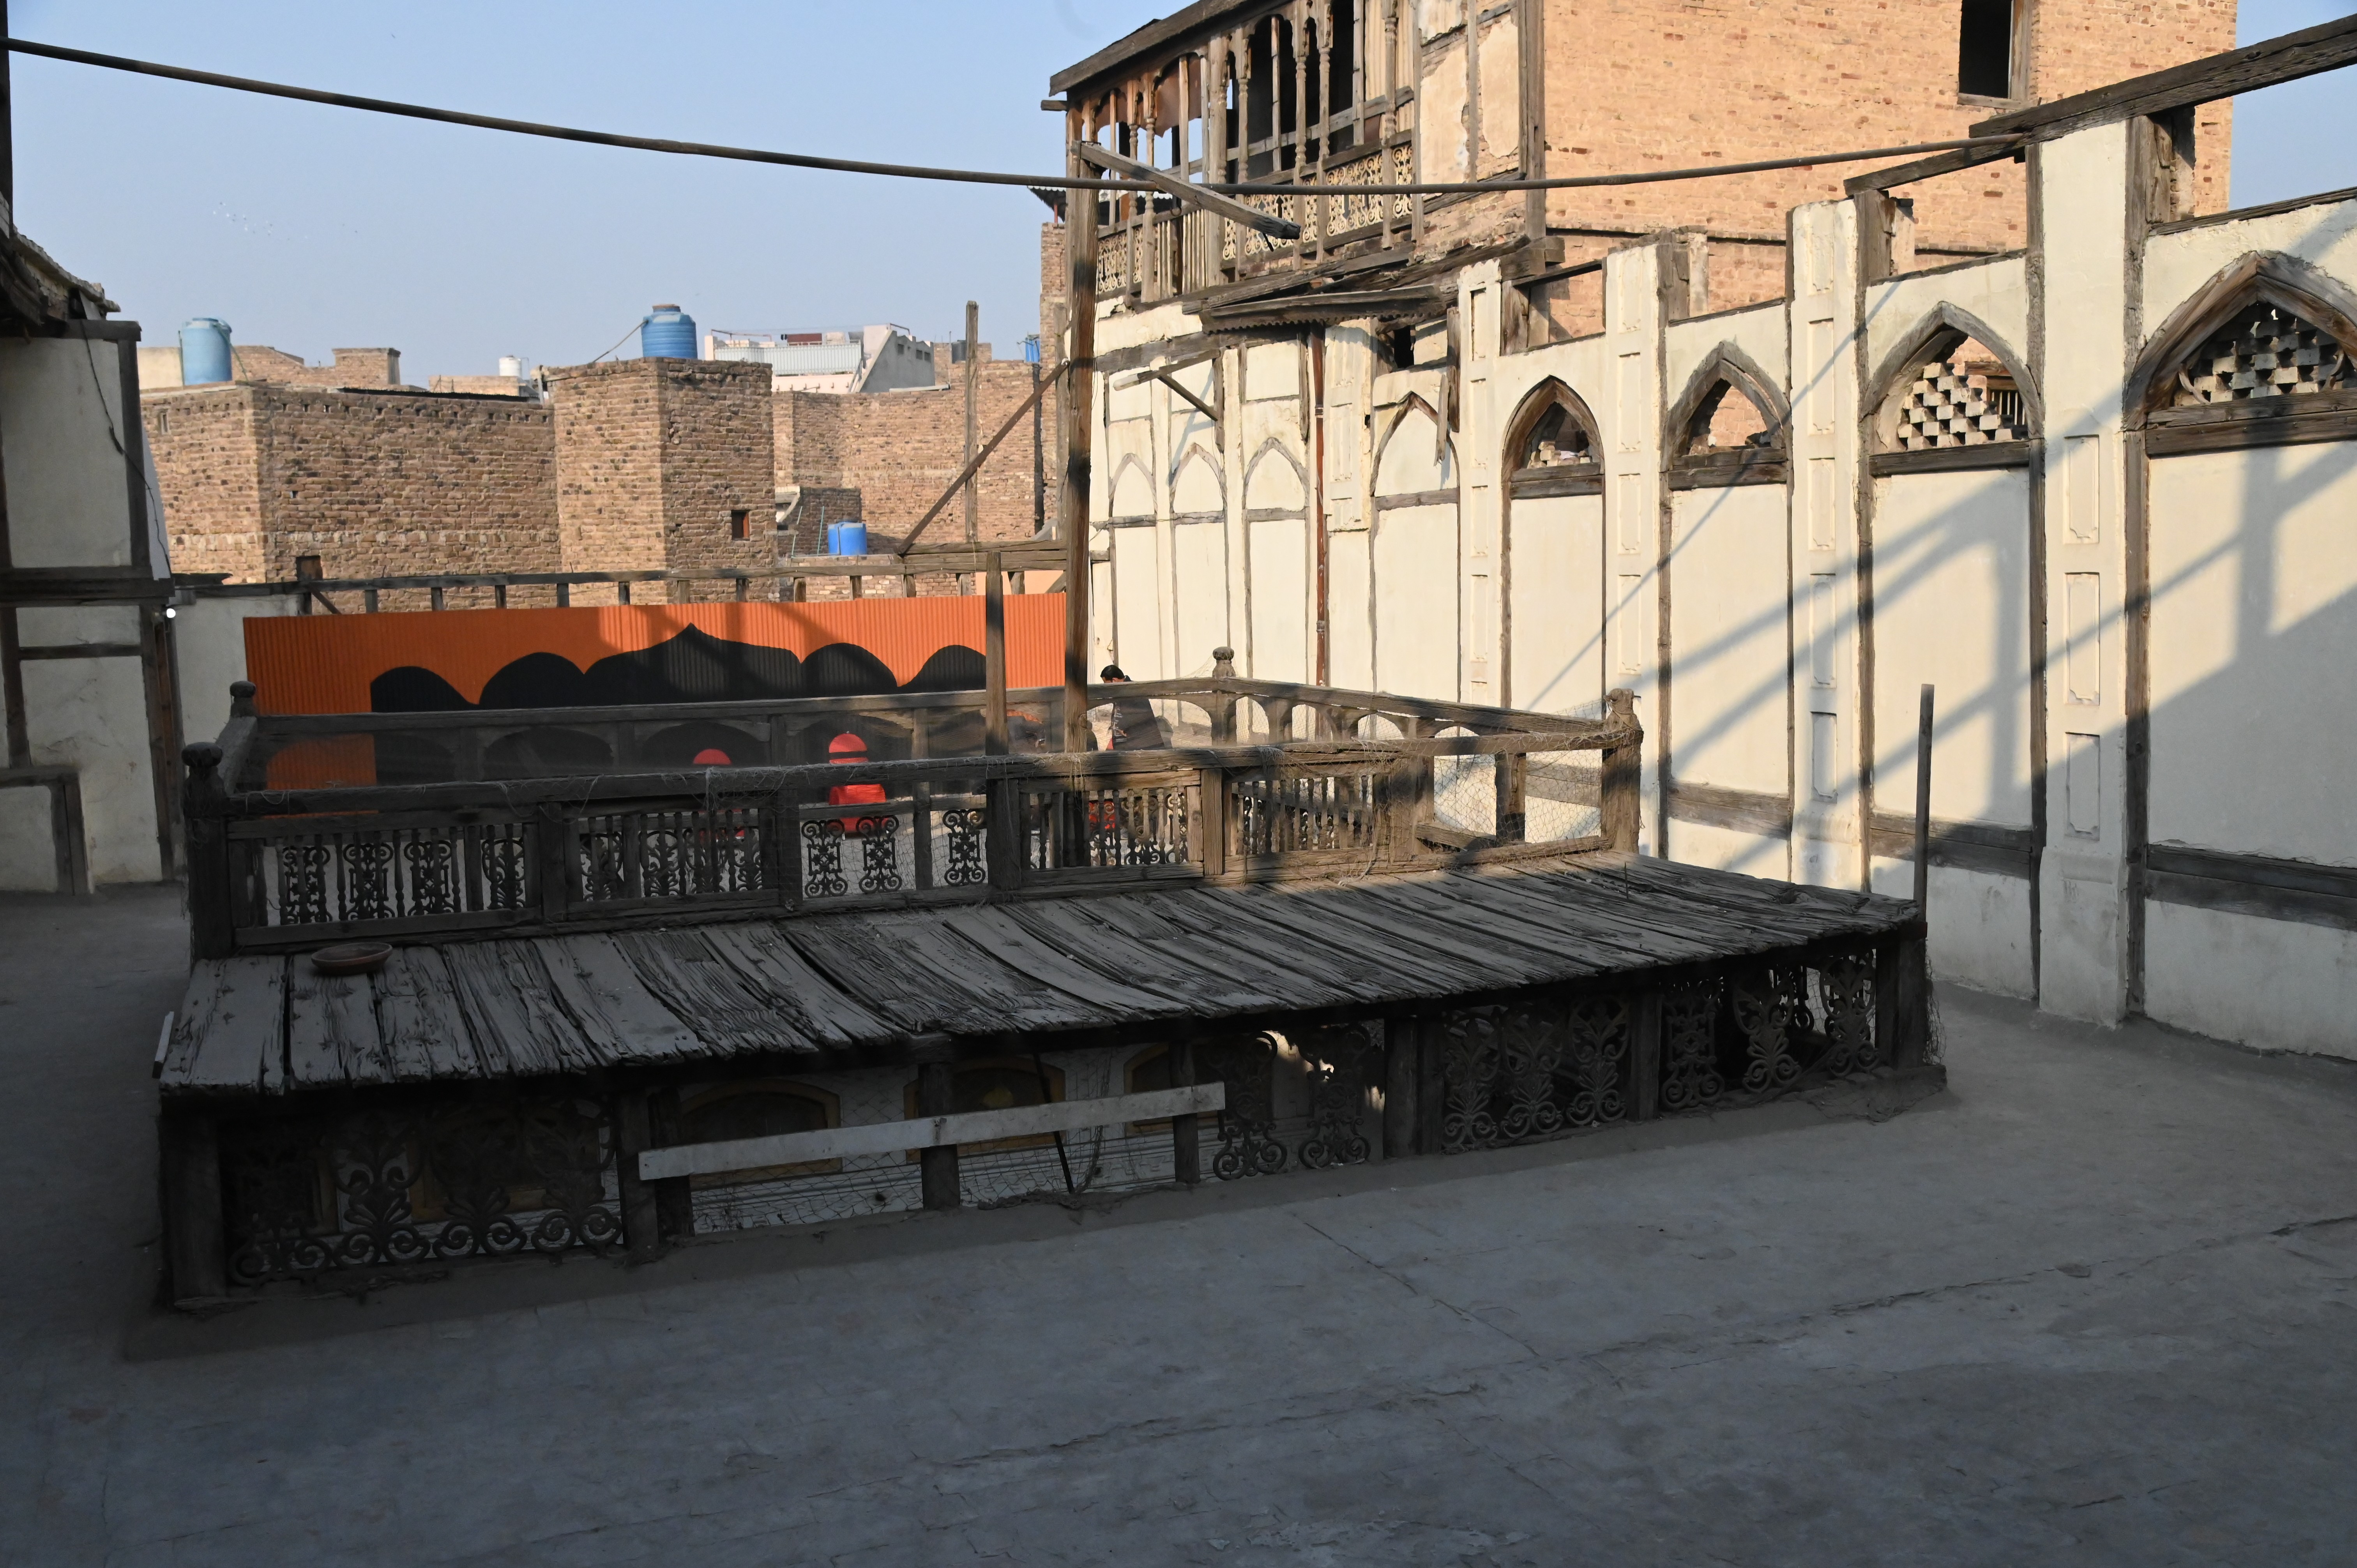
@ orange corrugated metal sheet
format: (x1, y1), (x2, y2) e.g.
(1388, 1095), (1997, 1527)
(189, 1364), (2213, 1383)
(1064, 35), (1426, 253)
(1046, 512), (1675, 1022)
(243, 595), (1067, 715)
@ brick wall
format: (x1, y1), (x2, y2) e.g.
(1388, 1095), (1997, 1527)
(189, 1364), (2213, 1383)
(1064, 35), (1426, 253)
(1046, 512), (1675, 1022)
(230, 344), (405, 388)
(143, 383), (558, 606)
(776, 357), (1050, 555)
(548, 357), (775, 603)
(1538, 0), (2237, 312)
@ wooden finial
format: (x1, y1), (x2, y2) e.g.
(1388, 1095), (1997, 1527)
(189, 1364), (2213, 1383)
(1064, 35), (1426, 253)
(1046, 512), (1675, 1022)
(182, 742), (223, 775)
(1212, 646), (1236, 677)
(229, 681), (258, 719)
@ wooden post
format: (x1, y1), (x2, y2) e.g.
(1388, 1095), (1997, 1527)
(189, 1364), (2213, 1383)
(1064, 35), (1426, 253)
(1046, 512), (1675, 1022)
(1599, 687), (1643, 853)
(158, 1109), (227, 1303)
(615, 1089), (662, 1261)
(1914, 683), (1935, 912)
(1495, 748), (1528, 843)
(984, 552), (1008, 756)
(49, 771), (89, 896)
(181, 743), (233, 961)
(985, 775), (1025, 890)
(1877, 934), (1930, 1071)
(1060, 125), (1099, 752)
(1627, 988), (1662, 1121)
(1199, 765), (1227, 879)
(1382, 1014), (1420, 1158)
(963, 300), (981, 546)
(1168, 1038), (1201, 1185)
(918, 1059), (961, 1210)
(536, 802), (571, 923)
(647, 1088), (695, 1241)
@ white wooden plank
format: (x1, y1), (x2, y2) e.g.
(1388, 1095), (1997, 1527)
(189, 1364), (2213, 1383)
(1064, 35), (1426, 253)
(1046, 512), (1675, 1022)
(639, 1082), (1226, 1181)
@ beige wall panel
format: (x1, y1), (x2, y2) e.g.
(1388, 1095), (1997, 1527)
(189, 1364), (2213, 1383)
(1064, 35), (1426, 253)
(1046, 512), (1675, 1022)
(1508, 493), (1604, 716)
(0, 338), (136, 568)
(1171, 519), (1230, 677)
(1475, 14), (1520, 178)
(1869, 469), (2035, 826)
(20, 657), (160, 884)
(1374, 504), (1460, 700)
(2142, 203), (2357, 341)
(1418, 34), (1470, 182)
(1668, 483), (1789, 795)
(1664, 819), (1791, 880)
(1868, 858), (2037, 998)
(1865, 256), (2030, 377)
(1250, 516), (1310, 682)
(2149, 443), (2357, 863)
(1329, 529), (1375, 690)
(2146, 902), (2357, 1061)
(1111, 527), (1166, 680)
(1665, 304), (1787, 401)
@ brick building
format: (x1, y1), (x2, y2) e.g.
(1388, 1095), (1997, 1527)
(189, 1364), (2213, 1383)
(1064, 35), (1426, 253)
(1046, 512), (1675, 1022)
(773, 347), (1051, 556)
(548, 357), (777, 602)
(141, 383), (558, 607)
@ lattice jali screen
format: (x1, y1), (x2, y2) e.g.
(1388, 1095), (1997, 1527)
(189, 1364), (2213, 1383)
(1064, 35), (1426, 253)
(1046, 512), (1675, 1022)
(1895, 357), (2027, 448)
(2173, 304), (2348, 406)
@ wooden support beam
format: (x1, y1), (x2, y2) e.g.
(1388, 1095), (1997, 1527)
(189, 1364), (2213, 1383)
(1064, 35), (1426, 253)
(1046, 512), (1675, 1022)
(1972, 12), (2357, 143)
(917, 1060), (960, 1210)
(984, 553), (1008, 756)
(615, 1089), (661, 1260)
(159, 1109), (227, 1304)
(1168, 1039), (1201, 1185)
(1844, 140), (2020, 196)
(1061, 130), (1099, 753)
(1598, 687), (1643, 853)
(1075, 140), (1301, 240)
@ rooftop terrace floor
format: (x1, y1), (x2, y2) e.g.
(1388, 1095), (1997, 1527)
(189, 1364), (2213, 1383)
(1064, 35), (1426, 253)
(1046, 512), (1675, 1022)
(8, 885), (2357, 1565)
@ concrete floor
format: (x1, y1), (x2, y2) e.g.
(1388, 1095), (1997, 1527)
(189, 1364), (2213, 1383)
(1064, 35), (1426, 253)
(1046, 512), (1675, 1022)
(7, 886), (2357, 1566)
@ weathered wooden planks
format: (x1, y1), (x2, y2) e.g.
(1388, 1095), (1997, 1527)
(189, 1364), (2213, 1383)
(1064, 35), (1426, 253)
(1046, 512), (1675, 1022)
(160, 851), (1918, 1098)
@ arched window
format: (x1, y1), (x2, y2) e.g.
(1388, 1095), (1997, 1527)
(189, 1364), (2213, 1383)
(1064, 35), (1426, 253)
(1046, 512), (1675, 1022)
(902, 1057), (1067, 1155)
(2130, 253), (2357, 456)
(678, 1081), (841, 1184)
(2170, 303), (2346, 406)
(1666, 347), (1788, 489)
(1504, 379), (1603, 498)
(1866, 307), (2040, 475)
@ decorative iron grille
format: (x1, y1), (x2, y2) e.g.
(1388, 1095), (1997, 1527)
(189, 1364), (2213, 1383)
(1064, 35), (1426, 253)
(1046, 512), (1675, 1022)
(1022, 782), (1194, 870)
(218, 1093), (621, 1286)
(245, 821), (533, 928)
(2174, 304), (2348, 405)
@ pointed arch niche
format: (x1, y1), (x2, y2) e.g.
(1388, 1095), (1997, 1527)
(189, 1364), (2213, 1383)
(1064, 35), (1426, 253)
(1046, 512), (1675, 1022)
(2131, 252), (2357, 456)
(1504, 378), (1604, 499)
(1501, 378), (1606, 718)
(1171, 445), (1226, 519)
(1666, 347), (1789, 489)
(1866, 305), (2041, 477)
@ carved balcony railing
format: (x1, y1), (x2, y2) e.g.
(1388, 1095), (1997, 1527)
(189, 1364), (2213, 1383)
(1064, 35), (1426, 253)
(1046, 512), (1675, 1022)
(182, 676), (1642, 959)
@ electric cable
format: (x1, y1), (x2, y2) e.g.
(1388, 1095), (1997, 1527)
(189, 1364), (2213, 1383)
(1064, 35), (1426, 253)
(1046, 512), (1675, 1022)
(5, 36), (2016, 196)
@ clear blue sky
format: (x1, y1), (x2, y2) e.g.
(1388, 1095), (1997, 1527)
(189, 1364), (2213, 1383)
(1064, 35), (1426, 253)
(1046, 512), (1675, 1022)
(7, 1), (2352, 380)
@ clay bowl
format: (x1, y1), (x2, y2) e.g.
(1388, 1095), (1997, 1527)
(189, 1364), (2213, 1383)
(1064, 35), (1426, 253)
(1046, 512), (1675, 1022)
(311, 941), (392, 976)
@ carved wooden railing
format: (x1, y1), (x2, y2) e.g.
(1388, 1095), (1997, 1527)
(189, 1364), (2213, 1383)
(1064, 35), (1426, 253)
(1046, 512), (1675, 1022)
(182, 680), (1642, 959)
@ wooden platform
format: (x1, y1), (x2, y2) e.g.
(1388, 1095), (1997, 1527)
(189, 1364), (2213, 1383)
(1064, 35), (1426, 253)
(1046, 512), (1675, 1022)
(162, 851), (1915, 1098)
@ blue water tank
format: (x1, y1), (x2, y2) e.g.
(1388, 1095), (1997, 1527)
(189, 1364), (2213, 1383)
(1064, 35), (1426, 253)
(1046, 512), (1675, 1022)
(827, 521), (869, 556)
(180, 318), (233, 384)
(1021, 335), (1042, 364)
(640, 303), (697, 359)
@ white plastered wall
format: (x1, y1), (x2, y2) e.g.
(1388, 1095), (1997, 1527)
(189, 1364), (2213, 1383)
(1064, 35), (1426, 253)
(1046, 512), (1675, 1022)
(1788, 201), (1866, 891)
(1493, 330), (1609, 719)
(2035, 123), (2135, 1024)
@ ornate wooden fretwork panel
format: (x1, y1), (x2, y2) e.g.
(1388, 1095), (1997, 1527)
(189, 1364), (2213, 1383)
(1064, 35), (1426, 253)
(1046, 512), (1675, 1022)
(2173, 304), (2348, 406)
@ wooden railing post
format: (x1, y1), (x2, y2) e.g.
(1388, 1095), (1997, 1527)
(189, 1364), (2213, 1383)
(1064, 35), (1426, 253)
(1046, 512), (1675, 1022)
(1495, 744), (1528, 843)
(985, 775), (1025, 889)
(1199, 765), (1227, 879)
(181, 742), (233, 960)
(536, 802), (571, 923)
(984, 553), (1008, 756)
(1599, 687), (1643, 853)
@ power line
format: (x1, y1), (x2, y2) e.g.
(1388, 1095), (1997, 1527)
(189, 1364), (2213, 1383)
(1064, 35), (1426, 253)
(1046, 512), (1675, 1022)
(7, 36), (2017, 197)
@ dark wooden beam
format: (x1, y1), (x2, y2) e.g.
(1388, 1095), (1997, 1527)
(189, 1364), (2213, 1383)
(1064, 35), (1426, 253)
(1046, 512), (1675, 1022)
(1844, 140), (2021, 196)
(1972, 13), (2357, 143)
